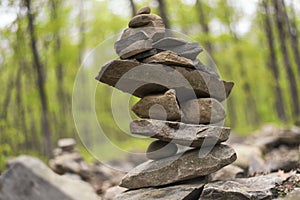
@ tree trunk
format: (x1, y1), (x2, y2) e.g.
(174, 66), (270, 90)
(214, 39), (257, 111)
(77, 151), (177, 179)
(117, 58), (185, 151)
(261, 0), (287, 121)
(273, 0), (300, 119)
(24, 0), (53, 157)
(156, 0), (170, 29)
(128, 0), (136, 17)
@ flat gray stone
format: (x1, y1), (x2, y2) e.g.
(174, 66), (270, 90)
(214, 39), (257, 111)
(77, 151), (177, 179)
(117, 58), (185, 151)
(0, 156), (99, 200)
(130, 119), (230, 147)
(120, 144), (236, 189)
(118, 39), (153, 59)
(128, 14), (164, 28)
(142, 50), (195, 68)
(116, 180), (205, 200)
(136, 6), (151, 15)
(194, 59), (220, 78)
(200, 173), (289, 200)
(131, 89), (181, 121)
(96, 60), (234, 101)
(121, 27), (165, 42)
(146, 140), (178, 160)
(210, 165), (244, 181)
(153, 37), (203, 60)
(129, 48), (157, 60)
(182, 98), (226, 124)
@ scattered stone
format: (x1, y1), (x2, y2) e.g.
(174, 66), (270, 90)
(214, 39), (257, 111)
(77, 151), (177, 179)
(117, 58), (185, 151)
(194, 59), (220, 78)
(137, 6), (151, 15)
(130, 119), (230, 147)
(103, 186), (127, 200)
(0, 156), (99, 200)
(181, 98), (226, 124)
(116, 180), (205, 200)
(58, 138), (76, 152)
(131, 89), (181, 121)
(210, 165), (244, 181)
(142, 50), (195, 68)
(120, 144), (236, 189)
(153, 37), (203, 60)
(200, 173), (290, 200)
(129, 14), (164, 28)
(146, 140), (178, 160)
(96, 60), (234, 101)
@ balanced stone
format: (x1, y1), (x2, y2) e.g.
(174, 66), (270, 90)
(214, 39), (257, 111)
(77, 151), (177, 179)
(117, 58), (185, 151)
(182, 98), (226, 124)
(58, 138), (76, 152)
(146, 140), (178, 160)
(129, 48), (157, 60)
(129, 14), (165, 28)
(142, 50), (195, 68)
(136, 6), (151, 15)
(115, 31), (149, 55)
(121, 27), (165, 43)
(120, 144), (237, 189)
(131, 89), (181, 121)
(96, 60), (234, 101)
(116, 179), (205, 200)
(194, 59), (220, 78)
(130, 119), (230, 147)
(153, 37), (203, 60)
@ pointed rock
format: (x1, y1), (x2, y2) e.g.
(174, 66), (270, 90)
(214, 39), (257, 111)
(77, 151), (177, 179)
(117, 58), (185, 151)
(142, 50), (195, 68)
(116, 180), (205, 200)
(130, 119), (230, 147)
(136, 6), (151, 15)
(131, 89), (181, 121)
(182, 98), (226, 124)
(120, 144), (237, 189)
(194, 59), (220, 78)
(153, 37), (203, 60)
(96, 60), (234, 101)
(146, 140), (178, 160)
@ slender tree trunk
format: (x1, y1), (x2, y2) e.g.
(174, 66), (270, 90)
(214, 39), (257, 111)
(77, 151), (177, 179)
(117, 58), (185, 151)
(128, 0), (136, 17)
(0, 72), (14, 120)
(24, 0), (52, 157)
(156, 0), (170, 29)
(262, 0), (287, 121)
(273, 0), (300, 119)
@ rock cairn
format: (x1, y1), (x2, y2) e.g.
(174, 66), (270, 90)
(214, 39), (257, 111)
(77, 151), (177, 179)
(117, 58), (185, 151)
(96, 6), (237, 199)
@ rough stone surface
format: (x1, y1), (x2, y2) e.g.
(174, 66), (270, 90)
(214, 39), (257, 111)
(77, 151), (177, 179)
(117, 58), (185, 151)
(103, 186), (127, 200)
(200, 173), (289, 200)
(279, 189), (300, 200)
(194, 59), (220, 78)
(131, 89), (181, 121)
(0, 156), (99, 200)
(129, 48), (157, 60)
(121, 27), (165, 42)
(142, 50), (195, 68)
(119, 39), (153, 59)
(116, 180), (205, 200)
(153, 37), (203, 60)
(129, 14), (164, 28)
(182, 98), (226, 124)
(210, 165), (244, 181)
(137, 6), (151, 15)
(58, 138), (76, 151)
(146, 140), (178, 160)
(130, 119), (230, 147)
(96, 60), (234, 101)
(120, 144), (236, 189)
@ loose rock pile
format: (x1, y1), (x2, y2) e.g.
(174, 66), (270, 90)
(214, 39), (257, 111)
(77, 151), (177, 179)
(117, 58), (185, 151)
(96, 6), (238, 199)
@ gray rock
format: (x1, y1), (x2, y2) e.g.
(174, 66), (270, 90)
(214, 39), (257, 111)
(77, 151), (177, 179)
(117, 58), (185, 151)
(103, 186), (127, 200)
(129, 14), (164, 28)
(136, 6), (151, 15)
(142, 50), (195, 68)
(194, 59), (220, 78)
(0, 156), (99, 200)
(121, 27), (165, 42)
(279, 188), (300, 200)
(96, 60), (234, 102)
(120, 144), (236, 189)
(129, 48), (157, 60)
(200, 173), (289, 200)
(182, 98), (226, 124)
(58, 138), (76, 152)
(153, 37), (203, 60)
(131, 89), (181, 121)
(130, 119), (230, 147)
(146, 140), (178, 160)
(210, 165), (244, 181)
(116, 180), (205, 200)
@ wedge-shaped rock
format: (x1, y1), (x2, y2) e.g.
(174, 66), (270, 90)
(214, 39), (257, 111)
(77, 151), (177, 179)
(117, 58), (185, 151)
(153, 37), (203, 60)
(130, 119), (230, 147)
(182, 98), (226, 124)
(200, 173), (291, 200)
(146, 140), (178, 160)
(129, 14), (165, 28)
(116, 180), (205, 200)
(121, 27), (165, 42)
(131, 89), (181, 121)
(194, 59), (220, 78)
(95, 60), (234, 101)
(142, 50), (195, 68)
(120, 144), (236, 189)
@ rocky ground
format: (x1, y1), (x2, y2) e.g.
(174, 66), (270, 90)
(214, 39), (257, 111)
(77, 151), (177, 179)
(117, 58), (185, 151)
(0, 124), (299, 200)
